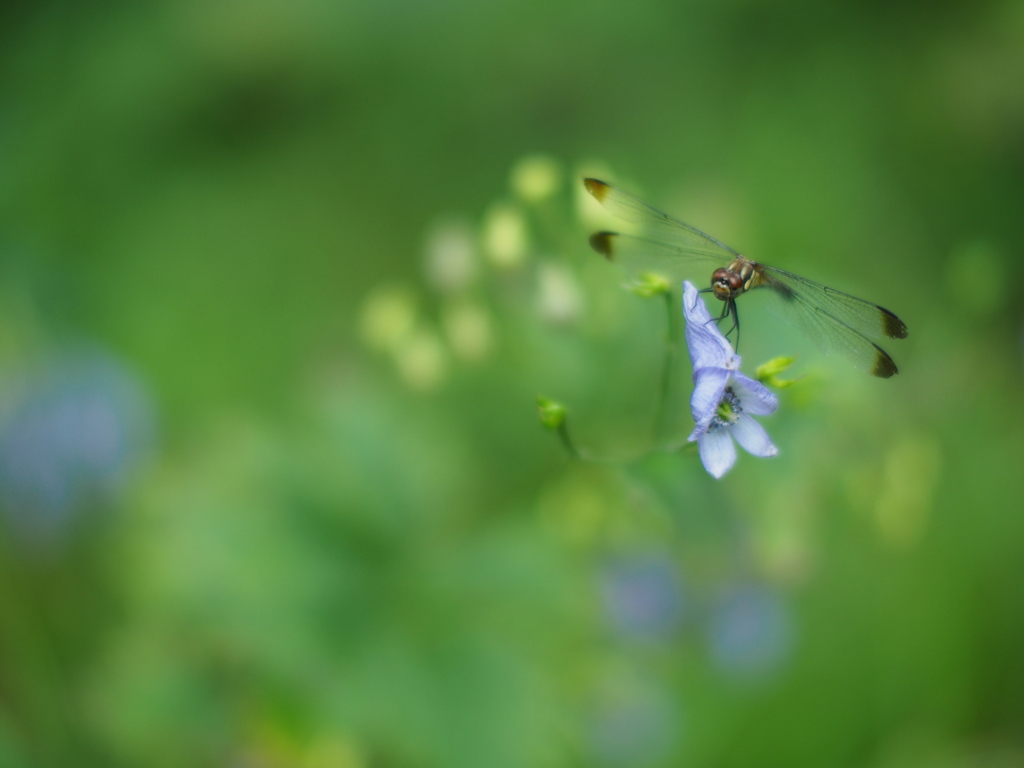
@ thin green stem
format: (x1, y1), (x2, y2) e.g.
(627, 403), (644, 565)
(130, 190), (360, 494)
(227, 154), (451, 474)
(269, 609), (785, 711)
(650, 289), (677, 444)
(555, 419), (581, 459)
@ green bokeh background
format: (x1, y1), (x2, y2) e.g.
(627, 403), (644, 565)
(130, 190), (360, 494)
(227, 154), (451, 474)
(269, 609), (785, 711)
(1, 1), (1023, 766)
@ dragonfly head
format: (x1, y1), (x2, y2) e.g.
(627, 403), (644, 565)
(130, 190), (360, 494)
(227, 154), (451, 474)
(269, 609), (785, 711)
(711, 268), (744, 301)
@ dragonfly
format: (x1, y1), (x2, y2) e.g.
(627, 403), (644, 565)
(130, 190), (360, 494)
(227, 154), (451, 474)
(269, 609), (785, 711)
(583, 178), (909, 378)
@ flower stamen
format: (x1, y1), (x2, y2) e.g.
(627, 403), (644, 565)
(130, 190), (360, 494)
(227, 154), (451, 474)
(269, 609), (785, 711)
(712, 387), (742, 430)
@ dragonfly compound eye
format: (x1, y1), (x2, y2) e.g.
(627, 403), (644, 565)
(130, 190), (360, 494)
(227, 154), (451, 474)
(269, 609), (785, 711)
(710, 268), (743, 299)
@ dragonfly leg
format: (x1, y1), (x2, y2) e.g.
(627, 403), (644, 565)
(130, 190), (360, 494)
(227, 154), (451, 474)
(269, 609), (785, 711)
(697, 289), (724, 327)
(729, 300), (740, 352)
(717, 300), (731, 323)
(697, 294), (740, 352)
(704, 299), (731, 329)
(692, 287), (714, 312)
(710, 300), (740, 351)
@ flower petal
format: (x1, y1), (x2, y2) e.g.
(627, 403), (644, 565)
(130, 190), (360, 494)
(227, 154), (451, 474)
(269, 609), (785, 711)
(697, 429), (737, 479)
(731, 413), (779, 458)
(690, 366), (730, 429)
(730, 372), (779, 416)
(683, 282), (735, 370)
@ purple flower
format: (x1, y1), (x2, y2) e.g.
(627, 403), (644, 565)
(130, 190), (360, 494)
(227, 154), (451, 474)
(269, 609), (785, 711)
(0, 347), (155, 544)
(682, 282), (779, 478)
(600, 553), (684, 641)
(709, 584), (792, 676)
(588, 673), (679, 766)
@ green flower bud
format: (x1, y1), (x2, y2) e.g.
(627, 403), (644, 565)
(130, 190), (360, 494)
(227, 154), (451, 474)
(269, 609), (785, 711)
(756, 356), (800, 388)
(628, 272), (671, 298)
(536, 396), (567, 430)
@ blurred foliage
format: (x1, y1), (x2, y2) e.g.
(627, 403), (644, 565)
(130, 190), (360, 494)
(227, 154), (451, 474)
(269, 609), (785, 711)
(1, 0), (1024, 766)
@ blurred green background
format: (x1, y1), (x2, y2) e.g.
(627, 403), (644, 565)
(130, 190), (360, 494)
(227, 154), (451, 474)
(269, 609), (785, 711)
(1, 1), (1023, 766)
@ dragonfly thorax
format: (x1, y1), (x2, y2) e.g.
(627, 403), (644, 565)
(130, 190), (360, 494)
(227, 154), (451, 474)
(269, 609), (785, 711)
(711, 258), (761, 302)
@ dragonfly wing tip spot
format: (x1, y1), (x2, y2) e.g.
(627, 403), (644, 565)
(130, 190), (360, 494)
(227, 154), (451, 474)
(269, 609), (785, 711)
(589, 231), (616, 259)
(583, 177), (610, 201)
(882, 309), (909, 339)
(871, 350), (899, 378)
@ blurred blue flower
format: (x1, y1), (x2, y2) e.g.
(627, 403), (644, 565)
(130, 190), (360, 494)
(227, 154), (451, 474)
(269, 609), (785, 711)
(708, 584), (792, 676)
(588, 674), (680, 767)
(600, 553), (684, 641)
(0, 347), (156, 543)
(683, 281), (778, 479)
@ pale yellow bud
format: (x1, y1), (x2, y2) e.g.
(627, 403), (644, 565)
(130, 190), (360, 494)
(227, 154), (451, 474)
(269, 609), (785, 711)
(482, 202), (528, 268)
(359, 285), (417, 352)
(510, 155), (561, 203)
(442, 300), (493, 361)
(394, 329), (447, 391)
(536, 263), (583, 324)
(424, 218), (476, 293)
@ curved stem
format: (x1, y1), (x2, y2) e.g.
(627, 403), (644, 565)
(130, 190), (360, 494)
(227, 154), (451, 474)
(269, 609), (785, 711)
(549, 289), (688, 464)
(553, 415), (660, 463)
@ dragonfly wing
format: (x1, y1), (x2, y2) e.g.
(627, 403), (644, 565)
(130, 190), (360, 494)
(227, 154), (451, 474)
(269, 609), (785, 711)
(756, 268), (905, 377)
(583, 178), (909, 378)
(759, 266), (908, 340)
(584, 178), (742, 259)
(589, 231), (731, 286)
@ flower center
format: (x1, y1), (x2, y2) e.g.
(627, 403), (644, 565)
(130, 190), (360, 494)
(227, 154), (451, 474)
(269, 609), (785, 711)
(710, 386), (742, 432)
